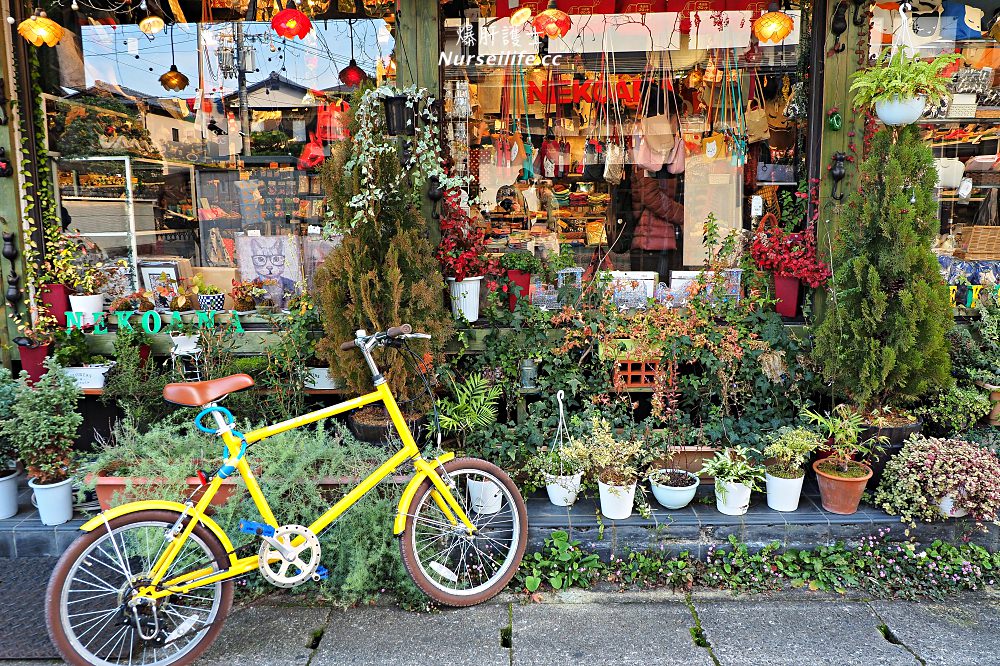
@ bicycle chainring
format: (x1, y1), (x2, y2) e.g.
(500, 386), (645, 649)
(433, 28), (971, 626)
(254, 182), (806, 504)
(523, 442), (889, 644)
(257, 525), (322, 589)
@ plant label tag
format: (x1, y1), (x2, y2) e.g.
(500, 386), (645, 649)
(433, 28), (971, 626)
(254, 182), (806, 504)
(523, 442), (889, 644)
(307, 225), (322, 235)
(751, 195), (763, 217)
(247, 229), (261, 237)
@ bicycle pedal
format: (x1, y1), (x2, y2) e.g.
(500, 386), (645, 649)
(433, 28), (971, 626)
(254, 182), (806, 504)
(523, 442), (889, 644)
(239, 520), (276, 538)
(312, 566), (328, 581)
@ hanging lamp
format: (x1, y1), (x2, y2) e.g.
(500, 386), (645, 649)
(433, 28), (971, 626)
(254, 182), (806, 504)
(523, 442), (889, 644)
(510, 7), (532, 27)
(159, 25), (189, 91)
(138, 14), (165, 35)
(17, 9), (63, 47)
(338, 20), (369, 87)
(532, 0), (571, 39)
(753, 3), (794, 44)
(272, 0), (311, 40)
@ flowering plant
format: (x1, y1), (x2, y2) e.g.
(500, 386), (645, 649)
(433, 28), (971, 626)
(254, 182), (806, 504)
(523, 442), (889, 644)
(875, 435), (1000, 531)
(434, 189), (496, 281)
(12, 307), (60, 346)
(750, 215), (831, 288)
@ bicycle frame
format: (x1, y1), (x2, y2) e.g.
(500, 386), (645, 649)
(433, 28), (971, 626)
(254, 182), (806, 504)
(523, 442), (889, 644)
(124, 381), (476, 601)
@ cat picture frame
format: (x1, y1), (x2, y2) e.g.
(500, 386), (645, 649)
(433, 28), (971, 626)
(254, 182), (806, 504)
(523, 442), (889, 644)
(138, 260), (181, 308)
(234, 234), (303, 309)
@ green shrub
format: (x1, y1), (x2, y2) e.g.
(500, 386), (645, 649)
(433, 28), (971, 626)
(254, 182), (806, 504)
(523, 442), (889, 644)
(915, 384), (993, 436)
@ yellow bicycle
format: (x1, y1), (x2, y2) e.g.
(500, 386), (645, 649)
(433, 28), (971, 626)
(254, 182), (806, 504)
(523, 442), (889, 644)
(46, 325), (528, 666)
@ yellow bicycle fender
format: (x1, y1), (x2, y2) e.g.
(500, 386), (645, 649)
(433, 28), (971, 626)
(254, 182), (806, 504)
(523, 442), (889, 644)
(393, 452), (455, 536)
(80, 500), (238, 563)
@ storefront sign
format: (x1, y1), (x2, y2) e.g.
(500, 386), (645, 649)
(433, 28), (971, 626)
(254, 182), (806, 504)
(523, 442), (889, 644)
(65, 310), (246, 335)
(527, 76), (644, 105)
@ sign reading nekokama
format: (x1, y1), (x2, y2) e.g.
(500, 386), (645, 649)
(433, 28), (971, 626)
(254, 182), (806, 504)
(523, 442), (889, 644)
(65, 310), (246, 334)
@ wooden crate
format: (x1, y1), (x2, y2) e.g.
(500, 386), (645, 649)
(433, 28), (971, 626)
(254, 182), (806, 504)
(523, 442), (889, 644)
(955, 226), (1000, 260)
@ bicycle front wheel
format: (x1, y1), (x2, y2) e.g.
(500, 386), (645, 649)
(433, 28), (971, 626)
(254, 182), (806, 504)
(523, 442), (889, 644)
(400, 457), (527, 606)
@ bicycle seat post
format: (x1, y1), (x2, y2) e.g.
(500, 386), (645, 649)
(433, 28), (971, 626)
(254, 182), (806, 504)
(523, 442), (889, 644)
(209, 405), (233, 436)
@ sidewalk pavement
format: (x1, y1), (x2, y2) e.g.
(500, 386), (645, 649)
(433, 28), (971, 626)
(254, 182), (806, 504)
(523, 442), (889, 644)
(5, 587), (1000, 665)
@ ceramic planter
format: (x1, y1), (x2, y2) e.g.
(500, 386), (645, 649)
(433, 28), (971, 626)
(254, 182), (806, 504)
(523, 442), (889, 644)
(18, 343), (50, 384)
(939, 494), (969, 519)
(447, 276), (483, 323)
(598, 480), (636, 520)
(861, 417), (923, 488)
(467, 479), (503, 514)
(649, 470), (699, 509)
(773, 275), (800, 318)
(40, 283), (71, 327)
(69, 293), (105, 327)
(506, 269), (532, 311)
(979, 382), (1000, 426)
(91, 473), (237, 512)
(198, 293), (226, 311)
(765, 471), (805, 512)
(29, 477), (74, 526)
(543, 472), (583, 507)
(64, 363), (115, 390)
(346, 412), (426, 445)
(875, 95), (926, 126)
(305, 368), (345, 390)
(813, 459), (872, 515)
(715, 480), (752, 516)
(0, 469), (19, 520)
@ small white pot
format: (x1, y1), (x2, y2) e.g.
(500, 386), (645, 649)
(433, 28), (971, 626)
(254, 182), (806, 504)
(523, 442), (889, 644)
(29, 477), (74, 526)
(0, 470), (19, 520)
(598, 480), (636, 520)
(715, 480), (752, 516)
(447, 276), (483, 323)
(64, 363), (115, 390)
(649, 470), (699, 509)
(69, 294), (105, 327)
(305, 368), (344, 390)
(543, 472), (583, 507)
(766, 471), (805, 512)
(467, 479), (502, 514)
(874, 95), (926, 126)
(939, 494), (969, 518)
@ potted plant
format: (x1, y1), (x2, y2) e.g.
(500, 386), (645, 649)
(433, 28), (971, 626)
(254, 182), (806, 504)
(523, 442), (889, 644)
(875, 435), (1000, 529)
(67, 259), (126, 327)
(109, 291), (154, 314)
(498, 251), (542, 312)
(750, 215), (831, 318)
(850, 48), (961, 125)
(947, 289), (1000, 427)
(522, 434), (591, 507)
(700, 446), (764, 516)
(53, 327), (114, 390)
(12, 309), (60, 384)
(190, 274), (225, 311)
(230, 279), (257, 312)
(807, 405), (883, 515)
(0, 360), (82, 525)
(648, 467), (699, 510)
(762, 426), (824, 512)
(435, 189), (496, 323)
(588, 415), (644, 520)
(0, 368), (19, 519)
(249, 277), (279, 314)
(38, 233), (83, 327)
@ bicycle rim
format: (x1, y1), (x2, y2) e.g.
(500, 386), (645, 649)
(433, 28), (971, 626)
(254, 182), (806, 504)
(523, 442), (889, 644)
(408, 467), (521, 597)
(57, 520), (224, 666)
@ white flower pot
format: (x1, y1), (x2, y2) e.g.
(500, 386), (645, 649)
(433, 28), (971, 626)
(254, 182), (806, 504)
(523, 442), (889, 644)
(765, 472), (805, 512)
(543, 472), (583, 507)
(467, 479), (502, 514)
(875, 95), (926, 126)
(29, 477), (74, 526)
(447, 276), (483, 323)
(0, 470), (19, 520)
(939, 494), (968, 518)
(69, 294), (105, 327)
(598, 481), (636, 520)
(64, 363), (115, 390)
(649, 470), (699, 509)
(715, 480), (752, 516)
(305, 368), (344, 390)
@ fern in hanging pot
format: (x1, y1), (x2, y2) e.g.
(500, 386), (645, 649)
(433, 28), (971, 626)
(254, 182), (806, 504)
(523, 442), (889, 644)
(850, 48), (961, 126)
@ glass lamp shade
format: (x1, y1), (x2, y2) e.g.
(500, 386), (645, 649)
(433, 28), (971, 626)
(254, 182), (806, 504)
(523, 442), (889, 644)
(159, 65), (190, 92)
(382, 95), (414, 137)
(338, 59), (369, 87)
(18, 13), (63, 47)
(271, 8), (312, 40)
(510, 7), (532, 26)
(532, 1), (571, 38)
(138, 15), (165, 35)
(753, 10), (794, 43)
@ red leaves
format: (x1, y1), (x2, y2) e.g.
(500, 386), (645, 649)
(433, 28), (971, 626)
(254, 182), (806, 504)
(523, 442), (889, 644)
(750, 219), (832, 289)
(434, 189), (497, 282)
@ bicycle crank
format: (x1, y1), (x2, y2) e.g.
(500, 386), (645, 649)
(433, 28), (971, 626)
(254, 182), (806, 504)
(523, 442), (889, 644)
(254, 524), (324, 588)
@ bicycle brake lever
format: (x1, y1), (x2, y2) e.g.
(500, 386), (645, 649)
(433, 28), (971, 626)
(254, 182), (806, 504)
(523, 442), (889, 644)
(401, 333), (432, 340)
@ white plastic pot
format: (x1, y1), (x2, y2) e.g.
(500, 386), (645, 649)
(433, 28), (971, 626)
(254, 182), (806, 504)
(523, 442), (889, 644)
(765, 472), (805, 512)
(874, 95), (926, 126)
(447, 276), (483, 323)
(543, 472), (583, 507)
(0, 470), (19, 520)
(715, 480), (752, 516)
(467, 479), (502, 514)
(598, 480), (637, 520)
(29, 477), (74, 526)
(69, 294), (105, 327)
(305, 368), (344, 390)
(649, 470), (699, 510)
(939, 494), (969, 518)
(64, 363), (115, 390)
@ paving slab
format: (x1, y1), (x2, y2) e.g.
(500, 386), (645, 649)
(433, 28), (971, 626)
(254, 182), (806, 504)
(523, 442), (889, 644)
(510, 601), (714, 666)
(695, 599), (918, 666)
(197, 606), (330, 666)
(0, 557), (59, 659)
(310, 604), (511, 666)
(872, 598), (1000, 666)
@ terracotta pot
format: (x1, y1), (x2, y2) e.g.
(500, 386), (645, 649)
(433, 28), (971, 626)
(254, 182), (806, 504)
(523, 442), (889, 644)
(40, 283), (71, 327)
(91, 472), (237, 512)
(812, 459), (872, 515)
(978, 382), (1000, 426)
(506, 269), (531, 311)
(774, 275), (800, 318)
(19, 343), (50, 384)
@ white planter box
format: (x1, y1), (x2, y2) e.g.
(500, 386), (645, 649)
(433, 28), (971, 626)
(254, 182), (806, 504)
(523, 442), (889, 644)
(305, 368), (345, 390)
(64, 363), (115, 389)
(68, 294), (105, 327)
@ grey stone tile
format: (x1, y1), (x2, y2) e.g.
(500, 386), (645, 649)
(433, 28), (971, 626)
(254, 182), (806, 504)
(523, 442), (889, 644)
(197, 606), (331, 666)
(872, 599), (1000, 666)
(784, 523), (833, 549)
(0, 530), (14, 557)
(13, 528), (56, 557)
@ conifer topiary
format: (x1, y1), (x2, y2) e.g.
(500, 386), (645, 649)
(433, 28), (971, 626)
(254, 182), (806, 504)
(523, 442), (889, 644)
(813, 125), (952, 412)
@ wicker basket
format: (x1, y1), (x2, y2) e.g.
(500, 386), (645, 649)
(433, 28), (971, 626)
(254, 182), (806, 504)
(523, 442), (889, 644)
(977, 107), (1000, 118)
(955, 225), (1000, 260)
(947, 94), (978, 118)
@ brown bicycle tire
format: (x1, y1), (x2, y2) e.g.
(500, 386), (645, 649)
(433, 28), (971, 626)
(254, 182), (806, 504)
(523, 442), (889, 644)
(46, 509), (235, 666)
(399, 457), (527, 607)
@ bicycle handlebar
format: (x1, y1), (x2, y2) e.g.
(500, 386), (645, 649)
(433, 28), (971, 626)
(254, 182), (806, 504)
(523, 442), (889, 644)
(340, 324), (413, 351)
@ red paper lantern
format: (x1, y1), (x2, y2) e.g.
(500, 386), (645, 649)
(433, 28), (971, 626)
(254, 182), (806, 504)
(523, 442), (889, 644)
(338, 59), (368, 87)
(532, 0), (572, 38)
(272, 7), (311, 40)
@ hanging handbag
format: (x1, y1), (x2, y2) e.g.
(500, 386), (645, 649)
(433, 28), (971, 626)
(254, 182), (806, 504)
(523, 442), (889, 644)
(603, 49), (626, 185)
(583, 139), (606, 182)
(701, 61), (726, 160)
(631, 55), (667, 172)
(639, 52), (676, 154)
(935, 157), (966, 188)
(745, 71), (770, 144)
(297, 132), (325, 170)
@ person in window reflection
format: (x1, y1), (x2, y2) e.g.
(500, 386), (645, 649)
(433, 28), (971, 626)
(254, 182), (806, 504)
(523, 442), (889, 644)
(629, 168), (683, 278)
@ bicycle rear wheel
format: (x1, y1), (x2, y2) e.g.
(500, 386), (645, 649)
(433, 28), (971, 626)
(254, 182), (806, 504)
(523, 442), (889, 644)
(400, 457), (527, 606)
(46, 510), (234, 666)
